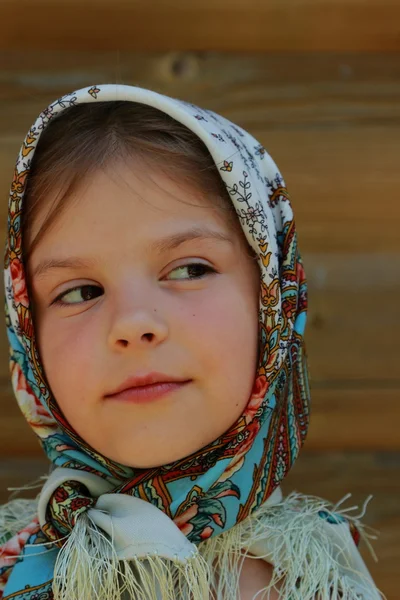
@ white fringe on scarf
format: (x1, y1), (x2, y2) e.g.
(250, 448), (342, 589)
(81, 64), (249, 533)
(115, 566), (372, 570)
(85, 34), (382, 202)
(0, 489), (385, 600)
(199, 491), (385, 600)
(0, 498), (39, 545)
(0, 475), (47, 545)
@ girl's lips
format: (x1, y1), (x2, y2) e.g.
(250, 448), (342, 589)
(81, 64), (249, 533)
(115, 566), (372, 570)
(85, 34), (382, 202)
(105, 380), (191, 404)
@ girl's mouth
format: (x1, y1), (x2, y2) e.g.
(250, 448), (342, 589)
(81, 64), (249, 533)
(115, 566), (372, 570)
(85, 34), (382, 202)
(104, 380), (192, 404)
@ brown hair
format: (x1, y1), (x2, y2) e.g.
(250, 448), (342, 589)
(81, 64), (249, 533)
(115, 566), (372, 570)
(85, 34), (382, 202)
(22, 101), (240, 263)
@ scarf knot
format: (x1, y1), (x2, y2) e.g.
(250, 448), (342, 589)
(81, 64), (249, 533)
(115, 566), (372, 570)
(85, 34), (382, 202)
(44, 480), (96, 545)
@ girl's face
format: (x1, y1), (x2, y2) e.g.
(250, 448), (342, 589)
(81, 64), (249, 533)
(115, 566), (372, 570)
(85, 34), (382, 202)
(27, 160), (261, 468)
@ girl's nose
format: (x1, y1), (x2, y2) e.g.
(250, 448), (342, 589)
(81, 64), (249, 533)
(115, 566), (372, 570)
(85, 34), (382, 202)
(107, 298), (169, 351)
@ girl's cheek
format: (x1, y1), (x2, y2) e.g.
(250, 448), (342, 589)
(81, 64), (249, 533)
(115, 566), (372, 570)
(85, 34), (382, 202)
(40, 315), (95, 372)
(181, 294), (230, 339)
(197, 284), (249, 331)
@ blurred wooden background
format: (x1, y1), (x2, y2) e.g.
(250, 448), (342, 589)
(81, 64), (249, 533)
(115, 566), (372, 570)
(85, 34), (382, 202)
(0, 1), (399, 597)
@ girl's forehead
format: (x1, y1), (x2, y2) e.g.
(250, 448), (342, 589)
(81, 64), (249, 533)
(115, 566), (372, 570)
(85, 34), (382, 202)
(29, 159), (224, 228)
(27, 161), (247, 268)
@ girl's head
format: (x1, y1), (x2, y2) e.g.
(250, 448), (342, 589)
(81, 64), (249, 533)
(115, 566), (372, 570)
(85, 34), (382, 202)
(5, 85), (309, 507)
(21, 101), (263, 468)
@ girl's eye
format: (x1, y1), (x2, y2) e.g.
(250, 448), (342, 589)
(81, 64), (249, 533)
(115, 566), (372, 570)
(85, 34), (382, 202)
(52, 285), (103, 306)
(51, 263), (215, 307)
(166, 263), (216, 281)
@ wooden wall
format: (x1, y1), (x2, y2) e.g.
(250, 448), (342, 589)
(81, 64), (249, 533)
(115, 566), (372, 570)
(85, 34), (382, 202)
(2, 0), (400, 52)
(0, 2), (399, 596)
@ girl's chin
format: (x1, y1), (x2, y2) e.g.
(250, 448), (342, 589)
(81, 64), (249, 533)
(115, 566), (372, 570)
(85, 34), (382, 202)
(100, 438), (215, 469)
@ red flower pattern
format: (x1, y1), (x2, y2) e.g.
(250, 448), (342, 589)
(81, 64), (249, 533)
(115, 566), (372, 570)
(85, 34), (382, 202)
(0, 517), (40, 570)
(10, 259), (28, 307)
(11, 361), (57, 439)
(70, 497), (92, 512)
(174, 503), (199, 536)
(54, 487), (69, 503)
(199, 526), (213, 540)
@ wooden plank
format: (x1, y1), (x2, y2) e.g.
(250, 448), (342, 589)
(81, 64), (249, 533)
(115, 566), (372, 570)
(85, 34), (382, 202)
(2, 53), (400, 131)
(0, 383), (398, 456)
(306, 387), (399, 451)
(0, 458), (49, 504)
(0, 452), (397, 598)
(2, 51), (400, 89)
(305, 269), (400, 382)
(1, 1), (400, 52)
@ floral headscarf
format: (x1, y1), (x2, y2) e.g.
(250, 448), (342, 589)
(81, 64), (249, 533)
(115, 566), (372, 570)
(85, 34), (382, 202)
(2, 84), (314, 599)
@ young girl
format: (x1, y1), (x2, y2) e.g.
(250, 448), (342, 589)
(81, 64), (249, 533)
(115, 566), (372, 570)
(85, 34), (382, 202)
(0, 84), (383, 600)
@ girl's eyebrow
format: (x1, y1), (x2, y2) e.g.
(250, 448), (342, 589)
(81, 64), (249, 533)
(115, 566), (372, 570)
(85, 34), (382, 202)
(31, 226), (233, 280)
(153, 226), (233, 255)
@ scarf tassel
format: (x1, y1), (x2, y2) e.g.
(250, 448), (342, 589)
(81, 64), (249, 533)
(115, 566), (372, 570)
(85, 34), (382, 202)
(199, 491), (385, 600)
(53, 511), (210, 600)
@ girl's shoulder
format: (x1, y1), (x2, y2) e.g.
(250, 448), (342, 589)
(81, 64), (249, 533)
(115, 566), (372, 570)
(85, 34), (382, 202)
(239, 556), (281, 600)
